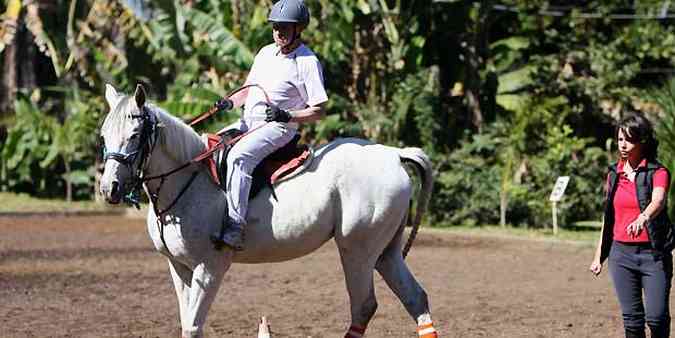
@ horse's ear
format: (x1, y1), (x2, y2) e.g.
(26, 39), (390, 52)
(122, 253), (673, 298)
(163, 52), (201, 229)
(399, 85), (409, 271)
(134, 83), (146, 108)
(105, 83), (121, 108)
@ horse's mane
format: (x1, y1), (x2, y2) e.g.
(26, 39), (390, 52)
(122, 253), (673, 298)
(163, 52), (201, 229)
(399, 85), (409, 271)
(101, 96), (135, 139)
(148, 104), (206, 163)
(102, 96), (205, 163)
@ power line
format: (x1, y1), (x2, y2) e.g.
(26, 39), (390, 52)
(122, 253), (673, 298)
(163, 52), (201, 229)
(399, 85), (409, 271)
(639, 68), (675, 74)
(491, 3), (675, 19)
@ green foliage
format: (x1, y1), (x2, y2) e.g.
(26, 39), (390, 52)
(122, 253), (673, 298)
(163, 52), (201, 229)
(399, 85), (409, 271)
(431, 131), (502, 225)
(0, 87), (102, 199)
(182, 5), (254, 70)
(649, 78), (675, 218)
(519, 126), (608, 227)
(1, 97), (58, 194)
(354, 65), (443, 153)
(1, 0), (675, 228)
(432, 120), (608, 227)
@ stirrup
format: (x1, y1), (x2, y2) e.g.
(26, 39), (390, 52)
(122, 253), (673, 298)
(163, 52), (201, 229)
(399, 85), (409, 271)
(211, 223), (245, 251)
(211, 235), (245, 251)
(210, 235), (228, 251)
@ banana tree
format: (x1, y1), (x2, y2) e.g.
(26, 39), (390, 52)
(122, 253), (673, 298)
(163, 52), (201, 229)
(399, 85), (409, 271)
(42, 87), (101, 201)
(1, 98), (55, 194)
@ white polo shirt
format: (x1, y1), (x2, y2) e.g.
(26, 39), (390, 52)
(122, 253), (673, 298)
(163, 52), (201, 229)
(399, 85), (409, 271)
(243, 43), (328, 126)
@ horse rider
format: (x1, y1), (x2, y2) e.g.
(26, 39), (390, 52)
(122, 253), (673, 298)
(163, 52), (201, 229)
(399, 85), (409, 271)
(212, 0), (328, 251)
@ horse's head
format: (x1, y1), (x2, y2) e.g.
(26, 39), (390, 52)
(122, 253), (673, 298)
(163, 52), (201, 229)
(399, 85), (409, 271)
(100, 83), (157, 204)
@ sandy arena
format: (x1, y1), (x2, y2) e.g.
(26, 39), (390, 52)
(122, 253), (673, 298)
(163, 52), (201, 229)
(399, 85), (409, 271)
(0, 216), (628, 337)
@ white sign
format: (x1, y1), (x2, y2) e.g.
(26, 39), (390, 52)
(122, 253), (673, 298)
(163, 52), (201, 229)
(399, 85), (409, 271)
(549, 176), (570, 202)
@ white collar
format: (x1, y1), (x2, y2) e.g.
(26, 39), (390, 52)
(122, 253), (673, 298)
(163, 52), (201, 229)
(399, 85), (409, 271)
(275, 43), (304, 58)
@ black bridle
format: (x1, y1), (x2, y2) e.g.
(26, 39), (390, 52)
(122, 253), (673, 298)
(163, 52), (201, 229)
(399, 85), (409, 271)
(103, 105), (197, 258)
(103, 106), (159, 207)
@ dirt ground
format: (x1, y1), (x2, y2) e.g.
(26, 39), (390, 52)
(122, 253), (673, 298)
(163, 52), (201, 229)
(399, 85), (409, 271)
(0, 216), (628, 337)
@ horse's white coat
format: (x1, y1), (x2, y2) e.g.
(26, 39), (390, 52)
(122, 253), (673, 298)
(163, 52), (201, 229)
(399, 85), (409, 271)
(100, 84), (436, 338)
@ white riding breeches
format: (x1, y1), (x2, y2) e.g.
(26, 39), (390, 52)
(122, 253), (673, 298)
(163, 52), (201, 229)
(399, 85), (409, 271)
(225, 119), (297, 225)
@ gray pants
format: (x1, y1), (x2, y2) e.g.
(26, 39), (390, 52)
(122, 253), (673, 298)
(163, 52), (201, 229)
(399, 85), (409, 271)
(224, 119), (296, 225)
(609, 241), (673, 338)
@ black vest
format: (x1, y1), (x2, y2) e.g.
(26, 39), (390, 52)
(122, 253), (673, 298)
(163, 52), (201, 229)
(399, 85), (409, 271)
(600, 161), (674, 263)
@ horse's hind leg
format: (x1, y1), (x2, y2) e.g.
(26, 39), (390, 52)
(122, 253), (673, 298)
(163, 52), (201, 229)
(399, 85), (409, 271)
(338, 250), (378, 338)
(375, 239), (438, 337)
(169, 259), (193, 334)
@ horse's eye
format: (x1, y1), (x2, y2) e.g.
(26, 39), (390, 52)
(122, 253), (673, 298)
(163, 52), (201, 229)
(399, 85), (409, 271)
(129, 134), (139, 140)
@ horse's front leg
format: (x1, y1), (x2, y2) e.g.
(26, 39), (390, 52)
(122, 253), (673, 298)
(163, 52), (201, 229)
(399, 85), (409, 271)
(182, 253), (232, 338)
(168, 259), (193, 334)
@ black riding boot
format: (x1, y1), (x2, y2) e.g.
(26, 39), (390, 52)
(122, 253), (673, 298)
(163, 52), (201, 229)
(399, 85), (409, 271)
(649, 324), (670, 338)
(625, 327), (646, 338)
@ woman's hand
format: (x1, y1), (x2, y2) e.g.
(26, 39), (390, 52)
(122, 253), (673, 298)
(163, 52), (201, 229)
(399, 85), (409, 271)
(626, 213), (649, 238)
(589, 258), (603, 276)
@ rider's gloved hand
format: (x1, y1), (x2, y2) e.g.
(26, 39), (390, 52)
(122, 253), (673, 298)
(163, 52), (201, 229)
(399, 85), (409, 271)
(265, 105), (293, 123)
(215, 98), (234, 111)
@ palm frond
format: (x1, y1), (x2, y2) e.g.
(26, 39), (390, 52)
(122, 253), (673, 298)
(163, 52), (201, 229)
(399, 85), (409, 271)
(183, 6), (254, 70)
(23, 2), (61, 76)
(0, 0), (21, 53)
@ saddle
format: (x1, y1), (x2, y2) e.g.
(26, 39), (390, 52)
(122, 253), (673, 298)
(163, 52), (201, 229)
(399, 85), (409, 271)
(200, 130), (313, 200)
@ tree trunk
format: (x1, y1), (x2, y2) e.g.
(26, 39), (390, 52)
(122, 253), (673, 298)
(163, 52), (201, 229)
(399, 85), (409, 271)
(0, 125), (6, 192)
(1, 30), (18, 116)
(0, 0), (21, 116)
(466, 88), (483, 133)
(348, 27), (361, 102)
(64, 160), (72, 202)
(463, 34), (484, 133)
(463, 0), (494, 133)
(17, 18), (36, 91)
(0, 0), (23, 116)
(500, 189), (507, 227)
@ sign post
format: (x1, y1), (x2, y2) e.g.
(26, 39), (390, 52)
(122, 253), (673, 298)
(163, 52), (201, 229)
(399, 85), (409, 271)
(549, 176), (570, 235)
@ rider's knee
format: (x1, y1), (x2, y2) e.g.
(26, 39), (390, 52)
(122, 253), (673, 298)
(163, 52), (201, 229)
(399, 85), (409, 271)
(228, 156), (256, 174)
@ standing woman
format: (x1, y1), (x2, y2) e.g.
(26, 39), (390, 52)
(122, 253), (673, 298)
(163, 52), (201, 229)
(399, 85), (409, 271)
(590, 113), (674, 338)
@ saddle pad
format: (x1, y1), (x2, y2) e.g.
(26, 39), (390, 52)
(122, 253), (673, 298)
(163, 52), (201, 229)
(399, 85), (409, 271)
(199, 133), (313, 190)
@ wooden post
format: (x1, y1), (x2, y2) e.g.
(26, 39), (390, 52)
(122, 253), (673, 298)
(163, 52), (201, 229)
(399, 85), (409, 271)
(552, 201), (558, 235)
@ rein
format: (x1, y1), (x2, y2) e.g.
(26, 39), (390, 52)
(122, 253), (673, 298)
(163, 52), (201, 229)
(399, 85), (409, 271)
(188, 84), (272, 127)
(147, 82), (273, 183)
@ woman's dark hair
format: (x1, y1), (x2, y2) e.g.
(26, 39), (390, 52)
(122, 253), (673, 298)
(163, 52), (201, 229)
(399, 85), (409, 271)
(616, 113), (659, 161)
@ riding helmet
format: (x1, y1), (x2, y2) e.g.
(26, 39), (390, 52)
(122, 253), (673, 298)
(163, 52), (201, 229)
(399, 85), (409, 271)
(268, 0), (310, 26)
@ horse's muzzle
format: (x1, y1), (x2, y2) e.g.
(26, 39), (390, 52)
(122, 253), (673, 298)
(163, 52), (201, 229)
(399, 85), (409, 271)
(102, 180), (122, 204)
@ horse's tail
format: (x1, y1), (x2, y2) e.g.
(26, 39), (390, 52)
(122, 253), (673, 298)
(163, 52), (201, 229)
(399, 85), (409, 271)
(397, 147), (434, 259)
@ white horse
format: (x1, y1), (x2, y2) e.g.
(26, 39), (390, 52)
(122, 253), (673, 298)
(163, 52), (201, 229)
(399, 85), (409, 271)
(99, 84), (438, 338)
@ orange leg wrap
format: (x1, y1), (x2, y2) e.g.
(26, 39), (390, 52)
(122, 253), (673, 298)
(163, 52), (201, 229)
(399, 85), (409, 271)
(417, 322), (438, 337)
(419, 333), (439, 338)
